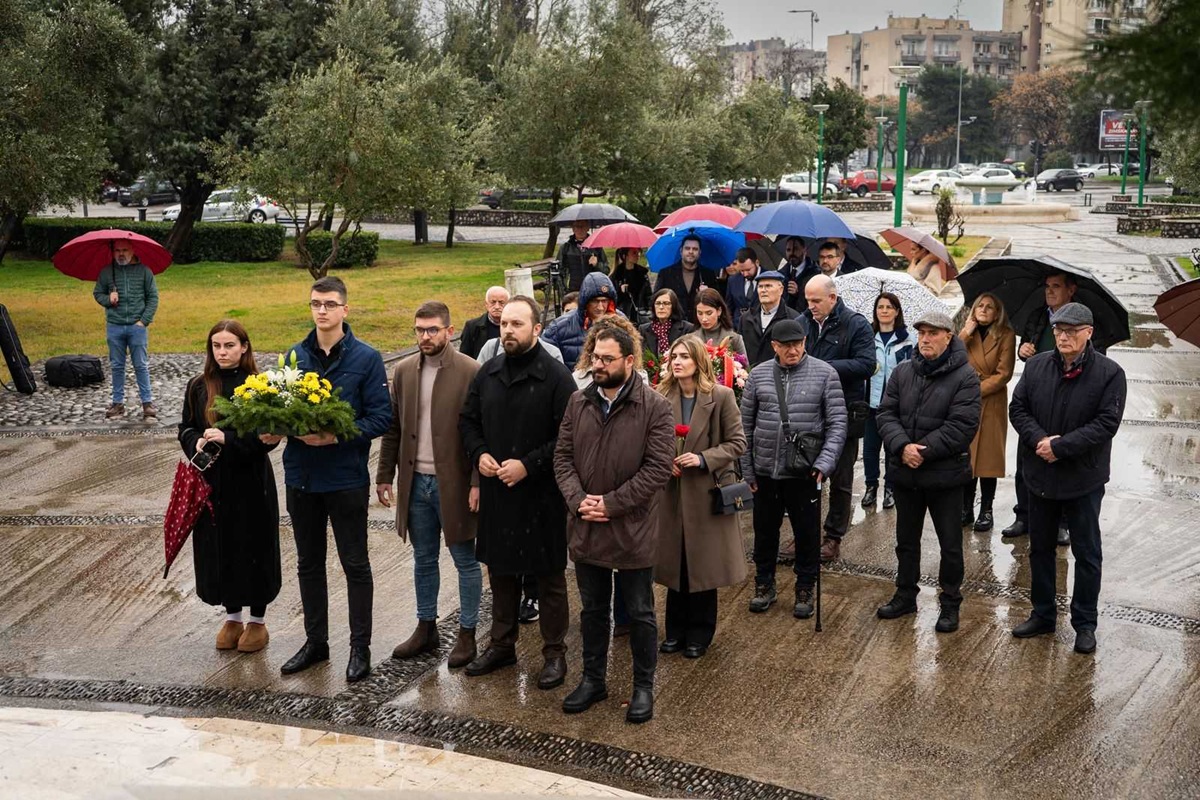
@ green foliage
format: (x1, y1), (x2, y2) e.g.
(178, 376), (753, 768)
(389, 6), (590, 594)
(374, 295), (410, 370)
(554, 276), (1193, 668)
(212, 356), (360, 438)
(935, 188), (965, 245)
(20, 218), (284, 263)
(1152, 195), (1200, 205)
(809, 80), (870, 180)
(304, 231), (380, 268)
(1044, 150), (1076, 170)
(711, 80), (816, 204)
(1156, 127), (1200, 195)
(909, 66), (1004, 167)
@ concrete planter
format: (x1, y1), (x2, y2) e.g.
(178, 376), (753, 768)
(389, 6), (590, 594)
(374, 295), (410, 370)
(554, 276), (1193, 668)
(1116, 216), (1163, 234)
(1161, 217), (1200, 238)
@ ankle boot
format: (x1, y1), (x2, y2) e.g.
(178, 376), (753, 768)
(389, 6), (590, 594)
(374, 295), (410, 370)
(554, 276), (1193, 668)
(973, 506), (994, 532)
(447, 627), (476, 669)
(391, 620), (439, 660)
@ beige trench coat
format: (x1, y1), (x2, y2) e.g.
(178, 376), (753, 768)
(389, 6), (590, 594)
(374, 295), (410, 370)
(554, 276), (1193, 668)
(654, 384), (748, 593)
(962, 327), (1016, 478)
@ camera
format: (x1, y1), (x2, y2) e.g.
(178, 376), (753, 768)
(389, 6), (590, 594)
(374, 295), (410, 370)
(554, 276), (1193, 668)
(547, 259), (562, 277)
(190, 442), (220, 471)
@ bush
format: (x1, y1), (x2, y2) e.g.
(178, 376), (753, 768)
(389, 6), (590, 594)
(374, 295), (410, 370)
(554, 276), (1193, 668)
(304, 231), (380, 268)
(1043, 150), (1076, 170)
(20, 217), (285, 263)
(1151, 194), (1200, 204)
(509, 199), (577, 212)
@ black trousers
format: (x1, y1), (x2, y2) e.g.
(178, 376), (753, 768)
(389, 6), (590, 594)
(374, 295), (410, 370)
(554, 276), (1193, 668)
(1012, 457), (1028, 523)
(893, 484), (965, 608)
(665, 542), (717, 648)
(824, 436), (861, 540)
(963, 477), (997, 511)
(225, 604), (267, 617)
(521, 573), (538, 601)
(752, 474), (821, 589)
(1029, 488), (1104, 631)
(575, 563), (657, 690)
(490, 570), (568, 660)
(286, 486), (373, 648)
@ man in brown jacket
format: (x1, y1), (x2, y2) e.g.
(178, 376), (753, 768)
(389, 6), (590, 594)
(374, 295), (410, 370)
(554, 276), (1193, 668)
(376, 301), (481, 669)
(554, 325), (675, 724)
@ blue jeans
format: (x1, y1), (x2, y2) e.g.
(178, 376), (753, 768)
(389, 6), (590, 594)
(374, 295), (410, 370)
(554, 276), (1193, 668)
(862, 408), (891, 489)
(407, 473), (481, 629)
(106, 322), (152, 404)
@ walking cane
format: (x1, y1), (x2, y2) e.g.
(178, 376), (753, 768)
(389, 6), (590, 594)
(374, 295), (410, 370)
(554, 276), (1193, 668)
(815, 474), (823, 633)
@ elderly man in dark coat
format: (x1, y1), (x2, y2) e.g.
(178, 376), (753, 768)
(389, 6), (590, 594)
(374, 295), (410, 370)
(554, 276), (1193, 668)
(459, 295), (578, 690)
(554, 325), (675, 724)
(875, 309), (981, 634)
(1008, 303), (1126, 655)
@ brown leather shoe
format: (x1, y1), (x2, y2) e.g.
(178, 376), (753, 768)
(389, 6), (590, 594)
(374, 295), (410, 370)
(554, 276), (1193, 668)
(538, 656), (567, 690)
(216, 620), (244, 650)
(392, 620), (439, 660)
(447, 627), (476, 669)
(820, 537), (841, 562)
(141, 402), (159, 421)
(105, 403), (125, 419)
(237, 622), (269, 653)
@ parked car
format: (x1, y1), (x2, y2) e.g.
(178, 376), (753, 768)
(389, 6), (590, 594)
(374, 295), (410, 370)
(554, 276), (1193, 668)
(1035, 168), (1084, 192)
(477, 187), (556, 209)
(707, 180), (785, 208)
(1080, 163), (1123, 178)
(118, 178), (179, 207)
(962, 168), (1022, 184)
(778, 172), (839, 199)
(908, 170), (962, 195)
(841, 170), (895, 196)
(952, 163), (978, 175)
(161, 189), (282, 223)
(976, 162), (1013, 172)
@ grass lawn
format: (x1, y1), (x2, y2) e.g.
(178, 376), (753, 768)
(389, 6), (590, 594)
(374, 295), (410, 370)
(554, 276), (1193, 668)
(0, 239), (543, 361)
(1177, 256), (1200, 279)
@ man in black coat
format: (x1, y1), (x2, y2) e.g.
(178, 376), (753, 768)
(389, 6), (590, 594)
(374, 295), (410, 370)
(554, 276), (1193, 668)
(739, 271), (802, 368)
(875, 310), (981, 633)
(725, 247), (761, 330)
(1008, 303), (1126, 655)
(458, 286), (509, 360)
(654, 235), (718, 323)
(777, 236), (819, 311)
(801, 274), (877, 561)
(558, 220), (609, 294)
(459, 295), (579, 688)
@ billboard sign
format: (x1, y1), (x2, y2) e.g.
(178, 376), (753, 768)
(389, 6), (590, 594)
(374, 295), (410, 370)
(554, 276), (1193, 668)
(1099, 109), (1138, 151)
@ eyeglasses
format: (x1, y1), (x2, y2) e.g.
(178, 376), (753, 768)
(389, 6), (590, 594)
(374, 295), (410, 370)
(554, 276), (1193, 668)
(590, 354), (622, 366)
(414, 326), (445, 338)
(1052, 325), (1092, 338)
(653, 300), (673, 307)
(310, 300), (345, 311)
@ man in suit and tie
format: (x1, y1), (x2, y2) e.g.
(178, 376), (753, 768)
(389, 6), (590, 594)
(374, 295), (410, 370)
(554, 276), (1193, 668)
(725, 247), (762, 331)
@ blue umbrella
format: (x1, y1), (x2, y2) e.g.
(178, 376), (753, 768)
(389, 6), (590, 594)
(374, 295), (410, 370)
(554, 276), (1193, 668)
(733, 199), (854, 240)
(646, 220), (745, 273)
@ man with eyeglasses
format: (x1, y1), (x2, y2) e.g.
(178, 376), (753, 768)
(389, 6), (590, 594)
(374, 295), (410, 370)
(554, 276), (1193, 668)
(376, 301), (482, 671)
(271, 276), (392, 683)
(93, 240), (159, 421)
(1009, 303), (1126, 655)
(740, 270), (802, 368)
(459, 286), (509, 360)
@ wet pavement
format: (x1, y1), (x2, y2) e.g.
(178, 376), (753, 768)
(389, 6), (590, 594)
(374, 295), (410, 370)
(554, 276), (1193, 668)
(2, 203), (1200, 798)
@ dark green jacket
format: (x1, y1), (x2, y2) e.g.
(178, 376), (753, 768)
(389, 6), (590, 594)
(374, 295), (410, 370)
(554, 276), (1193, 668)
(92, 263), (159, 326)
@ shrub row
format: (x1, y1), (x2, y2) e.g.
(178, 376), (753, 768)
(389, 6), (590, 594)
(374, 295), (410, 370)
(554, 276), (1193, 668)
(1150, 195), (1200, 205)
(304, 231), (380, 268)
(21, 217), (285, 263)
(507, 195), (699, 217)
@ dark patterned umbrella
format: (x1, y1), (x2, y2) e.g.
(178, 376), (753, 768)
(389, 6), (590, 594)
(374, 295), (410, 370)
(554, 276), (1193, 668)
(162, 449), (218, 578)
(1154, 276), (1200, 347)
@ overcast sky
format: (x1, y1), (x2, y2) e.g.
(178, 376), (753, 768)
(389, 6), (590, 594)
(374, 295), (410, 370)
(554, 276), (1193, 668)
(714, 0), (1005, 48)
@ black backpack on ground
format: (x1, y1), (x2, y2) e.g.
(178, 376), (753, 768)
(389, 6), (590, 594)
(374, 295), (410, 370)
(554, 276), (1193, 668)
(0, 303), (37, 395)
(45, 355), (105, 388)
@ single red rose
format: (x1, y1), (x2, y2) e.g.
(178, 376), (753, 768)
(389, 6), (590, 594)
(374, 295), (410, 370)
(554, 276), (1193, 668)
(675, 424), (690, 438)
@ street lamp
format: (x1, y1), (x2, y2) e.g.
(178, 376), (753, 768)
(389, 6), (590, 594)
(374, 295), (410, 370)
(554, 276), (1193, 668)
(955, 116), (977, 168)
(1135, 100), (1151, 207)
(874, 115), (888, 190)
(888, 65), (922, 227)
(813, 103), (830, 206)
(788, 9), (819, 96)
(1120, 111), (1135, 196)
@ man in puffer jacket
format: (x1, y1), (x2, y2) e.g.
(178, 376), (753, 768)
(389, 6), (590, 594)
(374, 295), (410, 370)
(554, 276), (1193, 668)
(739, 320), (847, 620)
(875, 310), (980, 634)
(542, 272), (620, 369)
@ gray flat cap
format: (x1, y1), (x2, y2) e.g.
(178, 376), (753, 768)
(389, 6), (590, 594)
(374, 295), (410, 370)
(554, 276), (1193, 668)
(912, 309), (955, 332)
(1049, 302), (1094, 327)
(771, 319), (807, 342)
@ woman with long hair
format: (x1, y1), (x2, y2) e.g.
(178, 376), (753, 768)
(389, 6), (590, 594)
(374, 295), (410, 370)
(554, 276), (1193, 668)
(639, 288), (695, 357)
(691, 287), (747, 357)
(611, 247), (652, 323)
(861, 292), (913, 511)
(654, 336), (746, 658)
(178, 320), (281, 653)
(959, 292), (1016, 531)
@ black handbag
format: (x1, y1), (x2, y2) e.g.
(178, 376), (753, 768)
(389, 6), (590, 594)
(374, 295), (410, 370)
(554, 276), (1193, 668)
(710, 471), (754, 515)
(774, 364), (824, 475)
(846, 399), (870, 439)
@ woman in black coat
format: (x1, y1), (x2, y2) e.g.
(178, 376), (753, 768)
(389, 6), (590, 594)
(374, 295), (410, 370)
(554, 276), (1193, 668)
(178, 320), (281, 653)
(611, 247), (652, 323)
(639, 288), (696, 357)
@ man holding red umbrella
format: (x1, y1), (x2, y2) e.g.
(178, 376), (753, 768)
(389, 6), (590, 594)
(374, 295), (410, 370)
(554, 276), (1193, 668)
(92, 240), (159, 421)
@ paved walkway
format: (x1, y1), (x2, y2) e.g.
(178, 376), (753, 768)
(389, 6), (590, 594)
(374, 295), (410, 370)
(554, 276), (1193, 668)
(3, 199), (1199, 798)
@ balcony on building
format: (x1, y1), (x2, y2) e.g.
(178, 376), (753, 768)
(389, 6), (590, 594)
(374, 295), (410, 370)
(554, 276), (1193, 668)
(1086, 0), (1113, 15)
(932, 50), (961, 63)
(900, 52), (925, 66)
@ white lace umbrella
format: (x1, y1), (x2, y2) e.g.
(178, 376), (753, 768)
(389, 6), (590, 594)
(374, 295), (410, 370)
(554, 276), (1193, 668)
(834, 267), (957, 322)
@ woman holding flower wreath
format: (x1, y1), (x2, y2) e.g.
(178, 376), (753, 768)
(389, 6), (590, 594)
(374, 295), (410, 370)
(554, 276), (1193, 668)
(178, 319), (281, 654)
(653, 336), (747, 658)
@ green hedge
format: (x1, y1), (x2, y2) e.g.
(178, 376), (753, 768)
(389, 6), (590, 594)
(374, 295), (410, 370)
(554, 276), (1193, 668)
(304, 231), (379, 268)
(507, 195), (697, 216)
(20, 217), (285, 263)
(509, 199), (576, 212)
(1150, 195), (1200, 204)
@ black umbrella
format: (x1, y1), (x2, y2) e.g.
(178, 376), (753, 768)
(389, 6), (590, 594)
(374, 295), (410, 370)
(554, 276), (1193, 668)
(805, 230), (893, 271)
(549, 202), (638, 226)
(957, 255), (1130, 350)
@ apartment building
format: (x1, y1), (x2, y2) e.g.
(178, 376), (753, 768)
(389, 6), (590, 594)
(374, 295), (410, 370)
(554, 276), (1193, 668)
(722, 37), (827, 98)
(1001, 0), (1150, 73)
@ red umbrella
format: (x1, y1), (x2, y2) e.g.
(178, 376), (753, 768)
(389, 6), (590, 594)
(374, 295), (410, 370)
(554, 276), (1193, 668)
(1154, 276), (1200, 347)
(52, 229), (173, 281)
(162, 455), (215, 578)
(655, 205), (747, 233)
(582, 222), (659, 250)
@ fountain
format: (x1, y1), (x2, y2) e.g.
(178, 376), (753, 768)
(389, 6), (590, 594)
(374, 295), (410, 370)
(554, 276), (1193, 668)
(904, 175), (1076, 224)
